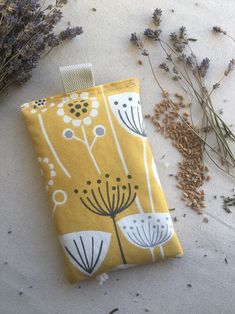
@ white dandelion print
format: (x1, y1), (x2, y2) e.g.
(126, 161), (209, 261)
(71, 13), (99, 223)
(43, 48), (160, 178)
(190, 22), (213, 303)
(59, 231), (111, 277)
(108, 92), (147, 137)
(117, 213), (174, 261)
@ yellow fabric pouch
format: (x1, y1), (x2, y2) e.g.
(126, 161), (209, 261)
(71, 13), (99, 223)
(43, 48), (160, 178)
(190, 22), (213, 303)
(21, 77), (183, 283)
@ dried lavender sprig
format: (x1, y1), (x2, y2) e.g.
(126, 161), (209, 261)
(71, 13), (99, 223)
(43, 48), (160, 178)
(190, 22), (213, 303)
(152, 8), (162, 26)
(0, 0), (83, 94)
(213, 26), (235, 42)
(224, 59), (235, 76)
(130, 8), (235, 178)
(144, 28), (162, 41)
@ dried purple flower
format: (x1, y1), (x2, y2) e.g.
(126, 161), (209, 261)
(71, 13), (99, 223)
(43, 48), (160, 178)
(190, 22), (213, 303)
(0, 0), (83, 94)
(59, 26), (83, 40)
(213, 83), (220, 90)
(198, 58), (210, 77)
(213, 26), (226, 35)
(185, 54), (196, 69)
(166, 54), (172, 61)
(130, 32), (140, 45)
(169, 27), (188, 52)
(212, 26), (235, 42)
(159, 62), (170, 72)
(152, 8), (162, 26)
(179, 26), (187, 39)
(224, 59), (235, 76)
(130, 32), (149, 56)
(170, 32), (177, 41)
(144, 28), (162, 41)
(141, 49), (149, 56)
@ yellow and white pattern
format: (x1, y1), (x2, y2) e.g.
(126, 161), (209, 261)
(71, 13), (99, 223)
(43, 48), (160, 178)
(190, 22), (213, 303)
(21, 78), (183, 283)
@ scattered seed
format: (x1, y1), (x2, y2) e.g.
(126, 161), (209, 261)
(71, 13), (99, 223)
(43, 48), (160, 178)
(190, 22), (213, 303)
(18, 291), (23, 296)
(204, 254), (207, 257)
(138, 60), (143, 65)
(187, 283), (192, 288)
(148, 93), (207, 213)
(136, 293), (140, 297)
(7, 230), (12, 234)
(173, 216), (178, 222)
(145, 309), (150, 313)
(203, 217), (209, 223)
(92, 7), (97, 11)
(225, 257), (228, 264)
(169, 208), (175, 211)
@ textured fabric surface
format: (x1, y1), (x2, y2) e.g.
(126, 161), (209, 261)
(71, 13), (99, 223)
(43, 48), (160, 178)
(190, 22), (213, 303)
(21, 78), (183, 283)
(59, 63), (95, 92)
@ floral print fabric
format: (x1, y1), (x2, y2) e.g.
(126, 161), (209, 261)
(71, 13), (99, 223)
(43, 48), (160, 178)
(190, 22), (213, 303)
(21, 78), (183, 283)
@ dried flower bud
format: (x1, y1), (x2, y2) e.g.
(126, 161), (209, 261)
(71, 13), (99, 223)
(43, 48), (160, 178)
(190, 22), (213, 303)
(170, 27), (188, 52)
(170, 32), (177, 42)
(224, 59), (235, 76)
(144, 28), (162, 41)
(141, 49), (149, 56)
(179, 26), (187, 39)
(166, 54), (172, 61)
(213, 26), (226, 35)
(56, 0), (68, 7)
(59, 27), (83, 40)
(130, 33), (142, 47)
(198, 58), (210, 77)
(159, 62), (170, 72)
(172, 75), (179, 81)
(152, 8), (162, 26)
(213, 83), (220, 89)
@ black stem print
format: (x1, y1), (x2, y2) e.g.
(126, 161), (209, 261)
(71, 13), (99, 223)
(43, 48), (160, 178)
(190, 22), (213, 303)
(75, 174), (139, 264)
(112, 216), (127, 264)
